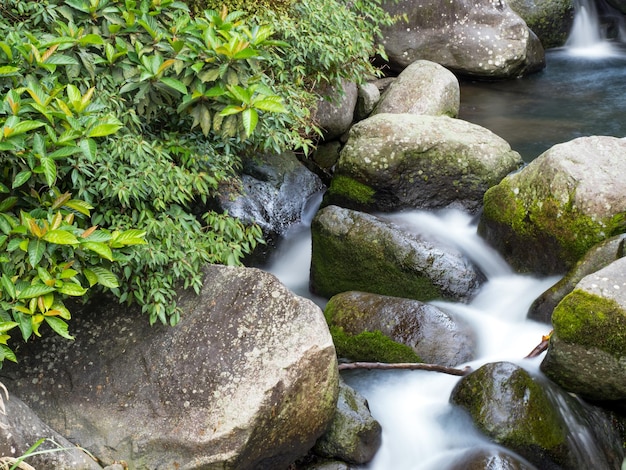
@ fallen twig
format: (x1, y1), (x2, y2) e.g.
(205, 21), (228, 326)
(338, 361), (472, 376)
(525, 330), (553, 359)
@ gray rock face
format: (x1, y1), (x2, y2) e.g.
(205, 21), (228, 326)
(372, 60), (460, 117)
(314, 379), (382, 464)
(0, 395), (101, 469)
(310, 205), (483, 301)
(324, 113), (522, 214)
(528, 233), (626, 323)
(446, 447), (539, 470)
(507, 0), (574, 49)
(316, 80), (358, 140)
(541, 257), (626, 402)
(324, 291), (476, 366)
(216, 151), (324, 238)
(355, 82), (381, 121)
(1, 265), (338, 470)
(450, 361), (624, 470)
(379, 0), (545, 78)
(480, 136), (626, 274)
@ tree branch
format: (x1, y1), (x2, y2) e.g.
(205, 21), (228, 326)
(337, 361), (472, 376)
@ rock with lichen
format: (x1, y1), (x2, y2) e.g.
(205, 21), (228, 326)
(372, 60), (460, 117)
(379, 0), (545, 78)
(323, 113), (522, 214)
(541, 257), (626, 402)
(310, 205), (483, 302)
(507, 0), (574, 49)
(479, 136), (626, 275)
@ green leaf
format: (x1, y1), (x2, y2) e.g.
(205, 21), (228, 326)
(252, 97), (287, 113)
(42, 229), (79, 245)
(0, 344), (17, 363)
(219, 105), (243, 116)
(0, 321), (18, 333)
(87, 123), (122, 137)
(14, 311), (33, 341)
(45, 316), (74, 340)
(241, 108), (258, 136)
(40, 156), (57, 187)
(90, 267), (119, 288)
(18, 284), (56, 300)
(159, 77), (187, 94)
(83, 268), (98, 287)
(0, 66), (19, 76)
(1, 274), (16, 300)
(0, 197), (17, 211)
(81, 241), (113, 261)
(80, 138), (97, 161)
(10, 120), (46, 136)
(48, 146), (81, 159)
(63, 199), (92, 215)
(44, 54), (80, 65)
(12, 171), (32, 189)
(227, 85), (251, 103)
(57, 282), (87, 296)
(111, 229), (147, 246)
(28, 239), (46, 267)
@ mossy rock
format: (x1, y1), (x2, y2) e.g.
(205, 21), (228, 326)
(507, 0), (574, 49)
(479, 136), (626, 275)
(450, 362), (569, 469)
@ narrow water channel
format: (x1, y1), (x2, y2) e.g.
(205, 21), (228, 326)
(261, 1), (626, 467)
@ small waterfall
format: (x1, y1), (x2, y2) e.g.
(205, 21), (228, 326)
(565, 0), (625, 56)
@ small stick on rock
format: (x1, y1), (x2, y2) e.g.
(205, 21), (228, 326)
(525, 330), (553, 359)
(338, 362), (472, 376)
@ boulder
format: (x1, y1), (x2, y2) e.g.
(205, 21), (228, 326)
(313, 379), (382, 465)
(355, 82), (380, 122)
(1, 265), (339, 469)
(507, 0), (574, 49)
(479, 136), (626, 274)
(379, 0), (545, 78)
(541, 257), (626, 402)
(310, 205), (483, 301)
(324, 291), (476, 366)
(446, 446), (539, 470)
(315, 80), (358, 140)
(372, 60), (460, 117)
(215, 151), (324, 240)
(450, 361), (623, 469)
(323, 113), (522, 214)
(528, 233), (626, 323)
(0, 395), (101, 470)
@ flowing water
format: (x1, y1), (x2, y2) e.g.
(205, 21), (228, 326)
(261, 1), (626, 467)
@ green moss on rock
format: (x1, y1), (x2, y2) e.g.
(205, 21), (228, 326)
(327, 174), (376, 205)
(329, 326), (422, 363)
(552, 290), (626, 357)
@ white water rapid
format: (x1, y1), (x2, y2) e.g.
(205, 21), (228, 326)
(264, 204), (565, 468)
(565, 0), (625, 57)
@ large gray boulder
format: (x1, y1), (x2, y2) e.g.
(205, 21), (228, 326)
(216, 151), (324, 239)
(323, 113), (522, 214)
(451, 362), (623, 469)
(479, 136), (626, 274)
(372, 60), (460, 117)
(324, 291), (476, 366)
(0, 395), (101, 469)
(313, 379), (382, 465)
(379, 0), (545, 78)
(315, 80), (358, 140)
(1, 265), (339, 469)
(541, 257), (626, 402)
(310, 205), (483, 301)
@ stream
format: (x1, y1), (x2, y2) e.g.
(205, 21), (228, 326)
(261, 0), (626, 468)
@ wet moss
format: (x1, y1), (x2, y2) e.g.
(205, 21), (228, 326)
(327, 175), (375, 205)
(329, 326), (422, 363)
(552, 290), (626, 358)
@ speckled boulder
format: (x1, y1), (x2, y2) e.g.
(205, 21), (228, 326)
(311, 205), (483, 302)
(323, 113), (522, 214)
(379, 0), (545, 78)
(479, 136), (626, 274)
(541, 257), (626, 402)
(315, 80), (358, 140)
(2, 265), (339, 470)
(372, 60), (460, 117)
(324, 291), (476, 366)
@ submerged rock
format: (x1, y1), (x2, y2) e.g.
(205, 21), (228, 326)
(541, 257), (626, 402)
(379, 0), (545, 78)
(324, 113), (522, 214)
(310, 205), (483, 302)
(479, 136), (626, 274)
(372, 60), (460, 117)
(1, 265), (338, 469)
(324, 291), (476, 366)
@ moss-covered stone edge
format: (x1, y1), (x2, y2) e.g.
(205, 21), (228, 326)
(326, 174), (376, 205)
(552, 289), (626, 358)
(328, 325), (422, 363)
(482, 178), (626, 268)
